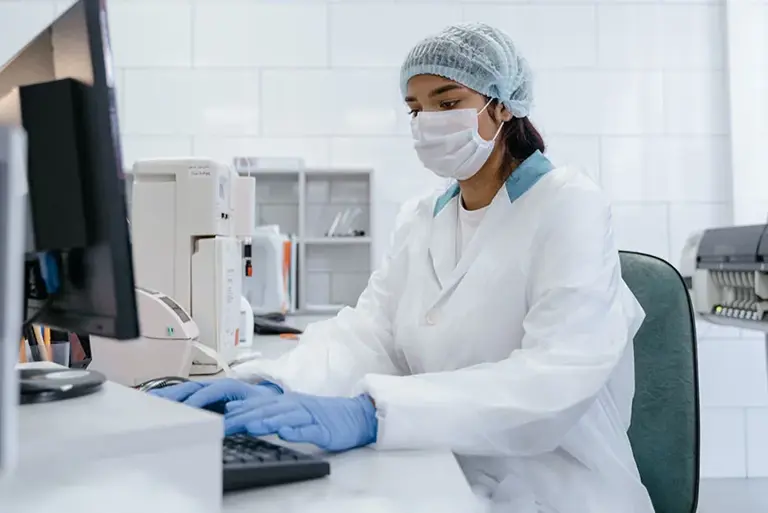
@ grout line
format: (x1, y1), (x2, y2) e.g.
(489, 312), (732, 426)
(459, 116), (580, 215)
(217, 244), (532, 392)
(743, 408), (750, 477)
(257, 69), (264, 137)
(325, 2), (332, 70)
(189, 0), (196, 69)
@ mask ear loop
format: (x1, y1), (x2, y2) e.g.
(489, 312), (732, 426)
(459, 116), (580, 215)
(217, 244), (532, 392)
(476, 99), (505, 143)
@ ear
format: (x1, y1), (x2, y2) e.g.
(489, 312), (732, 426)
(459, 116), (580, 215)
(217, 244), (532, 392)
(497, 102), (513, 123)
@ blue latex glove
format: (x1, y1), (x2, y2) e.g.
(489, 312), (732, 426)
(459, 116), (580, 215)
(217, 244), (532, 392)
(224, 393), (378, 452)
(149, 378), (282, 409)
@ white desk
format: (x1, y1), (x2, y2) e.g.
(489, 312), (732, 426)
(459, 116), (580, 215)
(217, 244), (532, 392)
(216, 317), (484, 512)
(5, 318), (484, 513)
(224, 446), (483, 512)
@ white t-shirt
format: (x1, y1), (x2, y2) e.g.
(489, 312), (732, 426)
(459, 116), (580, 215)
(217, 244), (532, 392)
(456, 195), (489, 260)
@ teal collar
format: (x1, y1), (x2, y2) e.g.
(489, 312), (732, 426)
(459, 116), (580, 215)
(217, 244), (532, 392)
(433, 150), (554, 216)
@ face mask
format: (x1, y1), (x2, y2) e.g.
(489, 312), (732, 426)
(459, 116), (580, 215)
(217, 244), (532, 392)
(410, 100), (504, 180)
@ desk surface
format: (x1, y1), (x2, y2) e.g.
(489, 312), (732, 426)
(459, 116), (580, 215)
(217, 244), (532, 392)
(223, 445), (483, 513)
(215, 316), (483, 512)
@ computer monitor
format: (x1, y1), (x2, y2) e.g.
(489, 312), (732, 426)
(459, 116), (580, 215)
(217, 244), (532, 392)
(0, 0), (139, 340)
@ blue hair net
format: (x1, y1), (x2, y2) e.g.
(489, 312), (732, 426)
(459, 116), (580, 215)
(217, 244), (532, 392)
(400, 23), (533, 118)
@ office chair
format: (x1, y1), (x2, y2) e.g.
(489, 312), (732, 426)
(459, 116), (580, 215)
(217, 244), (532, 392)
(619, 251), (700, 513)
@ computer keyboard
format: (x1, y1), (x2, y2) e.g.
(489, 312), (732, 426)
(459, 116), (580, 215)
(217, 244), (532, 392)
(222, 434), (331, 492)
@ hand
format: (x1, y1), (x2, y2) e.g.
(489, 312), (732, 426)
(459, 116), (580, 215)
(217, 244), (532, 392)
(149, 378), (282, 409)
(224, 393), (378, 452)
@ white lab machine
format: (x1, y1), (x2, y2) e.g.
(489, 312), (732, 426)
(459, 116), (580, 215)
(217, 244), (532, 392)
(231, 173), (256, 347)
(89, 288), (199, 387)
(130, 158), (241, 374)
(681, 224), (768, 325)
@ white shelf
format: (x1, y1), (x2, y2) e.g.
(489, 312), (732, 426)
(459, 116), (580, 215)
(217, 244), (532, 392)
(243, 165), (374, 313)
(302, 236), (372, 245)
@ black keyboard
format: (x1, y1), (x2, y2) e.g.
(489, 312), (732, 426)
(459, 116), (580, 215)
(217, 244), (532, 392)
(222, 434), (330, 492)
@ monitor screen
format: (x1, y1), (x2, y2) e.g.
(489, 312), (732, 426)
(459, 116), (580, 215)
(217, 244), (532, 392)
(0, 0), (139, 340)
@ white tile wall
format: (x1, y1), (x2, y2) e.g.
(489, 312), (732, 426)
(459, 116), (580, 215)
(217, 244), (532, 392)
(193, 2), (328, 68)
(108, 0), (193, 68)
(747, 409), (768, 477)
(123, 69), (261, 136)
(6, 0), (763, 479)
(463, 5), (597, 70)
(260, 69), (406, 137)
(597, 3), (725, 70)
(697, 338), (768, 408)
(330, 4), (463, 68)
(700, 409), (747, 478)
(193, 137), (332, 167)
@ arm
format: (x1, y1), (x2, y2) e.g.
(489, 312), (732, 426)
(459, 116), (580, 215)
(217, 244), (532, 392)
(363, 188), (642, 456)
(233, 200), (420, 397)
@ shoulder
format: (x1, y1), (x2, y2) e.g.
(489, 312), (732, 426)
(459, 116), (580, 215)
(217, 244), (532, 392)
(531, 166), (611, 219)
(396, 183), (453, 227)
(385, 185), (446, 251)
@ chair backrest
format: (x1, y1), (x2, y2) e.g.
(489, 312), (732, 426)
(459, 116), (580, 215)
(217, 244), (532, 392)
(619, 251), (700, 513)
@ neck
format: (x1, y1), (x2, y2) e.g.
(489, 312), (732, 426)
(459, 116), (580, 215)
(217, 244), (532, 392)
(458, 151), (515, 211)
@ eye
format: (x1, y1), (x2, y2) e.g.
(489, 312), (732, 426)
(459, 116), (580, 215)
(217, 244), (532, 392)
(408, 109), (420, 118)
(439, 100), (460, 110)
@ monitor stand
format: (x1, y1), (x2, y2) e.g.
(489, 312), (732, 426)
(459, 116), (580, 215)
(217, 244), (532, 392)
(18, 367), (105, 404)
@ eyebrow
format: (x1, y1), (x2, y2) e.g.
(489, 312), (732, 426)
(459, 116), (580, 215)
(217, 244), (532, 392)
(404, 84), (464, 103)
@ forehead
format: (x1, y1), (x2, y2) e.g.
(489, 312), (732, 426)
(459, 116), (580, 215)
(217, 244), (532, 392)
(405, 74), (467, 100)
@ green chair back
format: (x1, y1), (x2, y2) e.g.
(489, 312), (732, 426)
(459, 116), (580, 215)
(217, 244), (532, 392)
(620, 251), (700, 513)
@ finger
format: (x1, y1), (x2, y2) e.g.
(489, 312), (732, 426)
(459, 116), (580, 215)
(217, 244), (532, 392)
(224, 399), (294, 424)
(224, 395), (283, 417)
(239, 409), (311, 437)
(224, 403), (307, 437)
(225, 400), (245, 413)
(149, 382), (203, 401)
(277, 425), (329, 448)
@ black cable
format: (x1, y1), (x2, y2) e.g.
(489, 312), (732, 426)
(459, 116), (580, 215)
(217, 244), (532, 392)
(134, 376), (190, 392)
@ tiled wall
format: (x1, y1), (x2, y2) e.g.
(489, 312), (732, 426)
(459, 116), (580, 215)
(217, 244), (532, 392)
(2, 0), (766, 478)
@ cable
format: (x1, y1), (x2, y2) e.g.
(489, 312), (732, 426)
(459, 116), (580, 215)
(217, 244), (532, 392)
(134, 376), (190, 393)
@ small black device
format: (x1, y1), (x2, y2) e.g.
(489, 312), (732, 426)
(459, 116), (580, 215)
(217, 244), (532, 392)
(222, 434), (330, 492)
(18, 368), (106, 405)
(1, 0), (139, 341)
(253, 315), (303, 336)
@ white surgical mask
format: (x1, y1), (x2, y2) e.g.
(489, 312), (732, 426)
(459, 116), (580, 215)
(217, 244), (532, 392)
(410, 100), (504, 180)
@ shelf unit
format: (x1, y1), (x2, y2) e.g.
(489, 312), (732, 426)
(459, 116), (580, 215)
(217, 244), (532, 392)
(239, 167), (374, 314)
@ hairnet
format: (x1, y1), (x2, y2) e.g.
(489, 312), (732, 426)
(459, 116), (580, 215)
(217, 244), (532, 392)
(400, 23), (533, 118)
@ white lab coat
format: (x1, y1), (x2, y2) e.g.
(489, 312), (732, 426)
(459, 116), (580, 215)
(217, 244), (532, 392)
(235, 151), (655, 513)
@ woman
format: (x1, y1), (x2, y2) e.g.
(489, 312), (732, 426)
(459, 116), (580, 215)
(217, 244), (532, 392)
(154, 23), (654, 513)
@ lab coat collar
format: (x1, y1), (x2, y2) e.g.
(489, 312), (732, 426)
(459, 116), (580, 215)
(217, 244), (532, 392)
(432, 150), (553, 217)
(427, 150), (554, 303)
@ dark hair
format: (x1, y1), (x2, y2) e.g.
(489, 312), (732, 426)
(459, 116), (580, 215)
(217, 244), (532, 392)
(487, 99), (545, 179)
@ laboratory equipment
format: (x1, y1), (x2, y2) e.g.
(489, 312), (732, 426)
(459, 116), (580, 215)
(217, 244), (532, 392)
(681, 224), (768, 328)
(0, 0), (139, 341)
(130, 158), (241, 374)
(232, 172), (256, 347)
(252, 315), (302, 336)
(222, 433), (330, 491)
(239, 296), (254, 347)
(0, 126), (26, 477)
(245, 226), (291, 316)
(89, 287), (199, 387)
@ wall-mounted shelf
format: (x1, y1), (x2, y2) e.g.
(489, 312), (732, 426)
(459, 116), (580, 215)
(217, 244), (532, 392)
(302, 236), (372, 245)
(238, 166), (374, 314)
